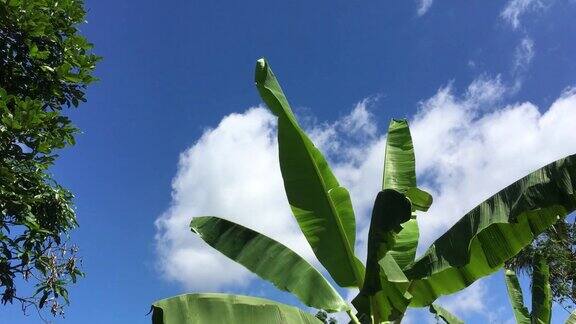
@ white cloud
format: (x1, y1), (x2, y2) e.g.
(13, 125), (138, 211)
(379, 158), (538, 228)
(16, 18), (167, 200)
(154, 108), (315, 291)
(155, 75), (576, 315)
(510, 37), (536, 92)
(417, 0), (434, 16)
(436, 280), (487, 316)
(500, 0), (545, 29)
(514, 37), (535, 73)
(411, 84), (576, 248)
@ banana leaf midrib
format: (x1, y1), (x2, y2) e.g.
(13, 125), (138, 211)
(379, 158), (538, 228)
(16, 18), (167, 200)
(256, 67), (363, 287)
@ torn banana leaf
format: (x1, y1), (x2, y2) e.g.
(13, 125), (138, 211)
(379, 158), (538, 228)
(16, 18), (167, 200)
(404, 154), (576, 306)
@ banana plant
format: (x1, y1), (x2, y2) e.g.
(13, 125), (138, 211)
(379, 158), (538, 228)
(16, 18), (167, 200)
(504, 256), (576, 324)
(504, 256), (551, 324)
(151, 58), (576, 324)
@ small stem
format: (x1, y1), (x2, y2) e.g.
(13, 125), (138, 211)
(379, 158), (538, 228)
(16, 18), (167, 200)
(346, 309), (361, 324)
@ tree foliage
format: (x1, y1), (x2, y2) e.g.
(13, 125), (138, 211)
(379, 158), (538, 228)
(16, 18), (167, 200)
(0, 0), (98, 316)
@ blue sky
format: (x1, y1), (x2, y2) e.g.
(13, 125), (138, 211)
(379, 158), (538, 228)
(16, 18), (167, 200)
(2, 0), (576, 323)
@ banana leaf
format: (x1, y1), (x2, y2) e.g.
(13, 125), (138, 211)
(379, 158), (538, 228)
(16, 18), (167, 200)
(383, 119), (417, 192)
(566, 311), (576, 324)
(151, 293), (321, 324)
(255, 58), (363, 287)
(504, 269), (530, 324)
(382, 120), (430, 269)
(352, 189), (412, 322)
(389, 219), (419, 271)
(190, 216), (348, 312)
(429, 303), (464, 324)
(531, 256), (552, 324)
(404, 154), (576, 306)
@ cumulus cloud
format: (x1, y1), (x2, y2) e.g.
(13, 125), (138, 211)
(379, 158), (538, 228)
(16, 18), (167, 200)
(155, 75), (576, 316)
(417, 0), (433, 16)
(500, 0), (546, 29)
(154, 102), (377, 291)
(154, 108), (312, 290)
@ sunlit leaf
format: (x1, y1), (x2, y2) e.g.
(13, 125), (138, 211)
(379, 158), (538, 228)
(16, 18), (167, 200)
(190, 217), (348, 312)
(255, 58), (363, 287)
(151, 293), (321, 324)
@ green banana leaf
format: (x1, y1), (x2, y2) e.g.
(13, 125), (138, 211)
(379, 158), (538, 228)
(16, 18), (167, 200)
(429, 303), (464, 324)
(352, 189), (412, 322)
(382, 120), (430, 269)
(504, 269), (530, 324)
(255, 58), (363, 287)
(566, 311), (576, 324)
(151, 293), (322, 324)
(389, 219), (419, 271)
(404, 154), (576, 307)
(531, 256), (552, 324)
(190, 216), (348, 312)
(382, 119), (417, 192)
(405, 187), (433, 212)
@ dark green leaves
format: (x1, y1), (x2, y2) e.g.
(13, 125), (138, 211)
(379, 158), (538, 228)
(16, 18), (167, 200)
(255, 58), (363, 288)
(358, 190), (411, 296)
(190, 217), (348, 312)
(0, 0), (97, 316)
(404, 154), (576, 307)
(352, 190), (412, 322)
(152, 293), (322, 324)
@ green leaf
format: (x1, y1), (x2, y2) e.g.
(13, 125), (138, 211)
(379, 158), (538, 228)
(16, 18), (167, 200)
(152, 293), (322, 324)
(383, 119), (417, 192)
(566, 311), (576, 324)
(352, 190), (412, 322)
(388, 219), (419, 270)
(531, 256), (551, 324)
(504, 269), (530, 324)
(255, 58), (363, 287)
(429, 303), (464, 324)
(405, 187), (433, 212)
(404, 154), (576, 307)
(382, 119), (425, 269)
(190, 217), (348, 312)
